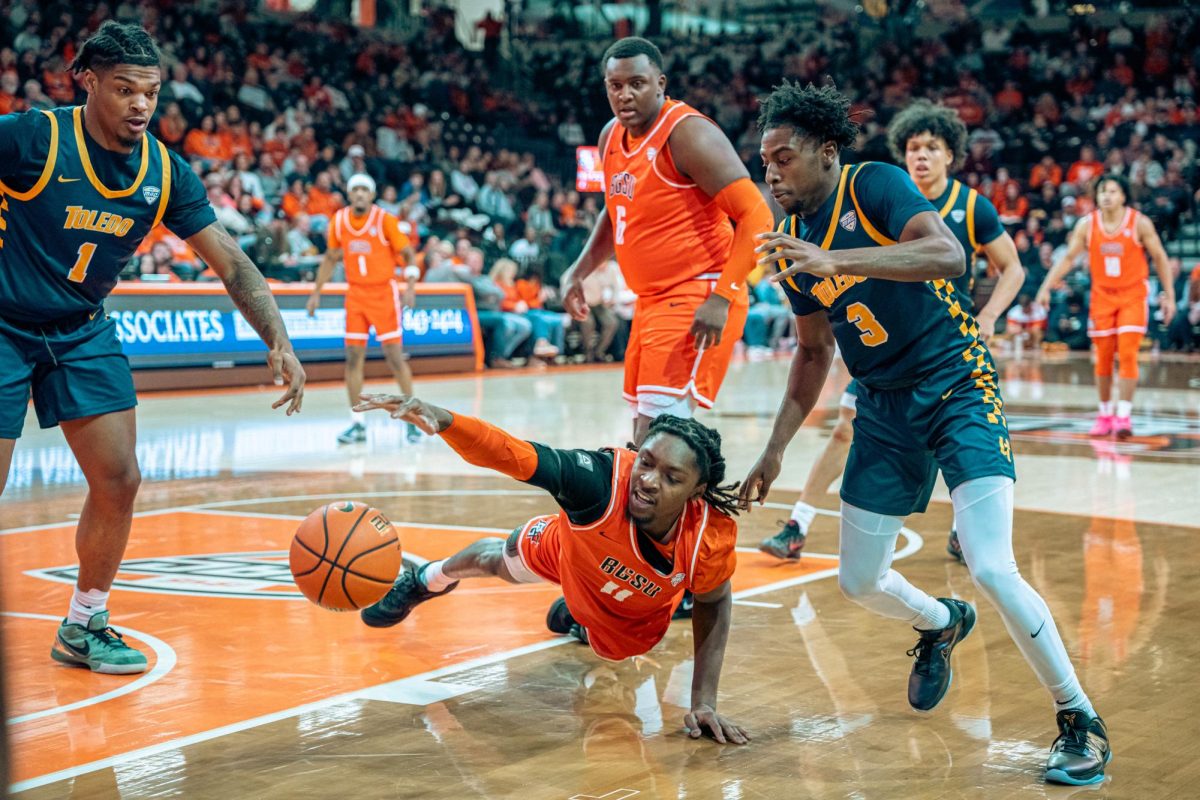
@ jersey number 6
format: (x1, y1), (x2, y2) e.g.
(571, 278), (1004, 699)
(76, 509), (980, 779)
(846, 301), (889, 347)
(615, 206), (627, 246)
(68, 242), (97, 283)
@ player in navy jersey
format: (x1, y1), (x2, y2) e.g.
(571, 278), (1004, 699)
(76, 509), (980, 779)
(762, 100), (1024, 565)
(742, 83), (1107, 786)
(0, 23), (306, 675)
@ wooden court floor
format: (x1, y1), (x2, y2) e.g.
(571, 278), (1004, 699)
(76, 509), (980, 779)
(3, 353), (1199, 799)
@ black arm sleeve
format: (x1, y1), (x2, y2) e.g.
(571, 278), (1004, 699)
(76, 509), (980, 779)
(526, 444), (615, 526)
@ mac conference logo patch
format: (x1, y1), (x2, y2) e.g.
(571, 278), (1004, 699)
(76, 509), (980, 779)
(951, 209), (966, 223)
(142, 185), (161, 204)
(839, 210), (857, 232)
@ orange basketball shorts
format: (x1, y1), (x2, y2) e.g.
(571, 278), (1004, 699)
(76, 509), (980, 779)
(345, 280), (403, 347)
(622, 280), (749, 410)
(1087, 284), (1147, 339)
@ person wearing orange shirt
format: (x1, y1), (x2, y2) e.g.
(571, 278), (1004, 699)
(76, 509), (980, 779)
(307, 174), (420, 444)
(561, 37), (773, 448)
(1037, 174), (1176, 438)
(356, 392), (749, 746)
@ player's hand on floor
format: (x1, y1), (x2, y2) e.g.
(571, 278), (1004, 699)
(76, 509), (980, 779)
(684, 705), (750, 745)
(755, 231), (837, 280)
(739, 449), (782, 508)
(690, 294), (730, 350)
(354, 393), (447, 434)
(269, 349), (305, 414)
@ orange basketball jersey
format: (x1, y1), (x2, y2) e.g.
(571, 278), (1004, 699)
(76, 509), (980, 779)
(327, 205), (411, 286)
(554, 448), (737, 661)
(1088, 208), (1149, 292)
(602, 99), (734, 297)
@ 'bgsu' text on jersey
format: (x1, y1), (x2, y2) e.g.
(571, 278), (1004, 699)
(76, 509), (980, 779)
(602, 99), (734, 297)
(558, 447), (736, 661)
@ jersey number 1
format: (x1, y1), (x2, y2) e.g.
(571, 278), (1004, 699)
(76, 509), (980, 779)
(846, 301), (889, 347)
(68, 242), (97, 283)
(1104, 256), (1122, 278)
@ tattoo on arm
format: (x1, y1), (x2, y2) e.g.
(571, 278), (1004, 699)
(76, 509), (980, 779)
(215, 227), (290, 349)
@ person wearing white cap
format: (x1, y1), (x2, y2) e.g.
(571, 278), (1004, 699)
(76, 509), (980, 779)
(307, 173), (422, 444)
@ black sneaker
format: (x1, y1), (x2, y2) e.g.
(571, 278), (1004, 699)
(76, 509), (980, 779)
(337, 421), (367, 445)
(759, 519), (807, 560)
(672, 590), (694, 620)
(906, 598), (976, 712)
(360, 563), (458, 628)
(1045, 710), (1111, 785)
(546, 596), (576, 634)
(946, 527), (965, 565)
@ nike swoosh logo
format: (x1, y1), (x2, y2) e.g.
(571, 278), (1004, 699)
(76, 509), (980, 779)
(1031, 620), (1046, 639)
(729, 282), (740, 290)
(57, 175), (81, 183)
(59, 635), (90, 656)
(941, 389), (953, 400)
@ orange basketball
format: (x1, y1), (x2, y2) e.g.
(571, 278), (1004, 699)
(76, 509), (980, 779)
(290, 501), (402, 611)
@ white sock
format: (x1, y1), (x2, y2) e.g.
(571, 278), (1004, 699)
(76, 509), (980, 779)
(790, 500), (818, 534)
(952, 477), (1096, 719)
(420, 560), (454, 591)
(1116, 400), (1132, 419)
(1098, 401), (1114, 416)
(68, 588), (108, 626)
(350, 413), (361, 426)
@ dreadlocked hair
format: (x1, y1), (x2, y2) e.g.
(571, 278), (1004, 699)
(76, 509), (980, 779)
(72, 21), (160, 74)
(885, 99), (967, 165)
(646, 415), (741, 517)
(756, 80), (859, 151)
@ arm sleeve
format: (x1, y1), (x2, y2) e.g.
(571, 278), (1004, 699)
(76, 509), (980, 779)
(688, 517), (738, 594)
(161, 151), (218, 239)
(972, 194), (1005, 246)
(711, 178), (776, 301)
(855, 163), (937, 241)
(439, 414), (615, 524)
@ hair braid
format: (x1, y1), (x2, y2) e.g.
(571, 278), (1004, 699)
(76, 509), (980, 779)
(72, 21), (160, 74)
(646, 415), (741, 517)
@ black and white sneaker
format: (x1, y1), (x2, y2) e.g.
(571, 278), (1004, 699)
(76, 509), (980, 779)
(906, 598), (975, 712)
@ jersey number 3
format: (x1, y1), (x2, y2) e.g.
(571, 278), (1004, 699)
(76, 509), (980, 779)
(68, 242), (97, 283)
(846, 301), (889, 347)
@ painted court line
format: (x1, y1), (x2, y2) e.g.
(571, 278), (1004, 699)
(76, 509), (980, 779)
(8, 527), (922, 794)
(4, 612), (178, 726)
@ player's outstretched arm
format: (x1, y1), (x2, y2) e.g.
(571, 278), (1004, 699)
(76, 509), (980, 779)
(758, 211), (964, 283)
(1139, 214), (1177, 325)
(188, 222), (306, 414)
(740, 313), (835, 507)
(1035, 217), (1088, 308)
(686, 579), (749, 745)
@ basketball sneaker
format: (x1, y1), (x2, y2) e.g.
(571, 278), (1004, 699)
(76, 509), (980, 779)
(405, 422), (422, 443)
(337, 421), (367, 444)
(1113, 416), (1133, 440)
(546, 596), (588, 644)
(1089, 414), (1115, 437)
(759, 519), (807, 560)
(51, 611), (148, 675)
(360, 563), (458, 628)
(1044, 710), (1111, 785)
(906, 598), (975, 712)
(946, 527), (965, 565)
(672, 590), (694, 620)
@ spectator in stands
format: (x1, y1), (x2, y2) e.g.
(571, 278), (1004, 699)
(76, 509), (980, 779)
(1029, 154), (1062, 190)
(509, 226), (541, 271)
(1005, 293), (1048, 352)
(139, 242), (185, 283)
(743, 280), (792, 361)
(477, 171), (516, 225)
(996, 181), (1031, 227)
(491, 258), (565, 362)
(442, 248), (531, 368)
(578, 259), (622, 363)
(305, 171), (344, 232)
(1066, 145), (1104, 188)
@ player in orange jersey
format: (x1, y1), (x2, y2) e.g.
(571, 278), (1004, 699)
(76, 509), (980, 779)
(307, 173), (420, 444)
(1036, 174), (1175, 439)
(355, 392), (749, 745)
(561, 37), (774, 447)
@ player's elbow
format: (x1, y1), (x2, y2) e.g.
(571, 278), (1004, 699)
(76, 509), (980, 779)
(935, 234), (966, 279)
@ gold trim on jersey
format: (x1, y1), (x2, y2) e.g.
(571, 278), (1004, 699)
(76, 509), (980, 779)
(821, 165), (851, 250)
(151, 139), (172, 229)
(0, 109), (59, 202)
(73, 106), (149, 199)
(848, 164), (896, 246)
(966, 188), (979, 251)
(937, 180), (962, 218)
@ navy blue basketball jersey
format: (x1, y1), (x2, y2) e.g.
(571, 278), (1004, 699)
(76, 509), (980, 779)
(0, 106), (215, 324)
(928, 178), (1004, 312)
(777, 162), (992, 390)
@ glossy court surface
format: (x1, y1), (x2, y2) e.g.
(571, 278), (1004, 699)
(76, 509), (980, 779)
(3, 352), (1198, 799)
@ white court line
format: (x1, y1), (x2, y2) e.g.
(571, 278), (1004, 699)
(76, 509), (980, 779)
(732, 600), (784, 609)
(0, 508), (186, 536)
(3, 612), (177, 726)
(8, 494), (922, 793)
(181, 508), (513, 535)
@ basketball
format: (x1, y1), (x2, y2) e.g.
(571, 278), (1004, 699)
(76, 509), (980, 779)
(289, 501), (402, 611)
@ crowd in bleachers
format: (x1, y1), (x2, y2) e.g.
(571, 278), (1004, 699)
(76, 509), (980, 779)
(3, 0), (1200, 359)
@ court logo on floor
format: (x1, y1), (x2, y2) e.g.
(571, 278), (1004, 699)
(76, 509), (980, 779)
(28, 551), (418, 600)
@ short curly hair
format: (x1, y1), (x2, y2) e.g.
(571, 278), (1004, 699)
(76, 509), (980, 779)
(886, 100), (968, 166)
(756, 81), (859, 151)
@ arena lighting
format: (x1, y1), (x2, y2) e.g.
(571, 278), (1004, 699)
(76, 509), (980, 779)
(1068, 3), (1097, 14)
